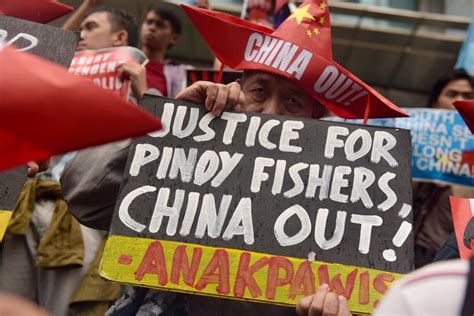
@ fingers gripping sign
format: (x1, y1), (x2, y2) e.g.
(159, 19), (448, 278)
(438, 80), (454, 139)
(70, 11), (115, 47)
(117, 62), (148, 101)
(176, 81), (246, 116)
(296, 285), (352, 316)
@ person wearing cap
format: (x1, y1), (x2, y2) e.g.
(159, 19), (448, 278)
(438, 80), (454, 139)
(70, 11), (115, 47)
(61, 0), (405, 315)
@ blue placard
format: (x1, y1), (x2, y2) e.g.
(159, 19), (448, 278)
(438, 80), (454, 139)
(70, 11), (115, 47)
(323, 108), (474, 187)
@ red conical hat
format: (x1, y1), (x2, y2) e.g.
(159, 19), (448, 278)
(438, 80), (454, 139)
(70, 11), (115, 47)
(0, 0), (73, 23)
(0, 45), (162, 172)
(182, 1), (407, 119)
(455, 100), (474, 133)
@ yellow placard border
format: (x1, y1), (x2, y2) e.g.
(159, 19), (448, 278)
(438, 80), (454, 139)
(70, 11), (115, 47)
(0, 210), (13, 241)
(100, 235), (403, 314)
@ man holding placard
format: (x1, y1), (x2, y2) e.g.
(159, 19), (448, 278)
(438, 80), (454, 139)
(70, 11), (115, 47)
(62, 1), (412, 315)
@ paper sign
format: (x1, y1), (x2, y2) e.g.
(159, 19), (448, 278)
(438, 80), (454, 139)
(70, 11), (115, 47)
(69, 46), (148, 99)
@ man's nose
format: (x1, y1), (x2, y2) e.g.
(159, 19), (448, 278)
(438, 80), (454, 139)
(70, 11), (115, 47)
(79, 30), (86, 40)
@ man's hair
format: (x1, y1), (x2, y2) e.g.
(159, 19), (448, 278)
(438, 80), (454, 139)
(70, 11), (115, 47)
(87, 5), (139, 48)
(145, 4), (183, 35)
(428, 68), (474, 107)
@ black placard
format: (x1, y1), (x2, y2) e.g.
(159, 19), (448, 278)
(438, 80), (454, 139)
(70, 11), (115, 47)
(0, 168), (27, 210)
(0, 15), (78, 67)
(110, 95), (414, 274)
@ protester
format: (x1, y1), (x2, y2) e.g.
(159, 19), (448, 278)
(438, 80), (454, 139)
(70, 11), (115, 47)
(139, 4), (188, 97)
(413, 68), (474, 268)
(64, 3), (147, 100)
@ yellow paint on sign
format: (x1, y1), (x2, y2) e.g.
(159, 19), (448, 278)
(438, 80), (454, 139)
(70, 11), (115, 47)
(100, 236), (403, 314)
(0, 210), (12, 241)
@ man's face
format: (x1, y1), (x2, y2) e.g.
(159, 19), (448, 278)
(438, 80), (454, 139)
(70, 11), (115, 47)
(140, 11), (178, 51)
(240, 72), (315, 118)
(78, 12), (125, 50)
(433, 79), (474, 110)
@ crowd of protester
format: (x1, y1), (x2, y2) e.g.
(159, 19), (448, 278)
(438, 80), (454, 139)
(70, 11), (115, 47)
(0, 0), (474, 315)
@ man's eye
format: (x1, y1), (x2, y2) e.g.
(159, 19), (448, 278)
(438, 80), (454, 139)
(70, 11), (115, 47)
(285, 97), (306, 113)
(446, 91), (458, 98)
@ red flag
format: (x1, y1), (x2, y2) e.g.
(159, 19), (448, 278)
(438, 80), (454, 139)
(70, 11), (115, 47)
(0, 45), (162, 172)
(182, 1), (407, 119)
(0, 0), (73, 23)
(455, 100), (474, 133)
(450, 196), (474, 259)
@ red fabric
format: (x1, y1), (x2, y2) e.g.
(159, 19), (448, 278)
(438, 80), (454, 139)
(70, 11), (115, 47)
(146, 60), (168, 97)
(0, 0), (73, 23)
(0, 46), (162, 172)
(450, 196), (474, 259)
(181, 1), (407, 119)
(455, 101), (474, 133)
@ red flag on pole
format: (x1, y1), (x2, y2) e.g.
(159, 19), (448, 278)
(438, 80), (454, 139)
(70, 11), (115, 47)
(0, 45), (162, 172)
(0, 0), (73, 23)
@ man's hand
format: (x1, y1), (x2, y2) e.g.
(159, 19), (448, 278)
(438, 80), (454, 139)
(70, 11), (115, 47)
(117, 62), (148, 101)
(296, 284), (352, 316)
(26, 160), (50, 178)
(176, 81), (245, 116)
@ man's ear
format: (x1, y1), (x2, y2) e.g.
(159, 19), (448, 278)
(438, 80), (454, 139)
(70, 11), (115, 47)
(169, 33), (180, 46)
(113, 30), (129, 46)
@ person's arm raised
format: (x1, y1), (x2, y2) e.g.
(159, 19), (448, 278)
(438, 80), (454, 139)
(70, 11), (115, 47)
(62, 0), (102, 31)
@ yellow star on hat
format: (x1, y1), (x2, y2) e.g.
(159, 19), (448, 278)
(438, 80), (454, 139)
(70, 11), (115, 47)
(288, 4), (315, 25)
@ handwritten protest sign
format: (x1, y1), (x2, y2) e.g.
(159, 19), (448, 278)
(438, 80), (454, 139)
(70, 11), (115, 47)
(69, 46), (148, 100)
(326, 108), (474, 187)
(186, 69), (242, 86)
(101, 96), (413, 313)
(0, 15), (78, 67)
(0, 16), (78, 239)
(450, 196), (474, 259)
